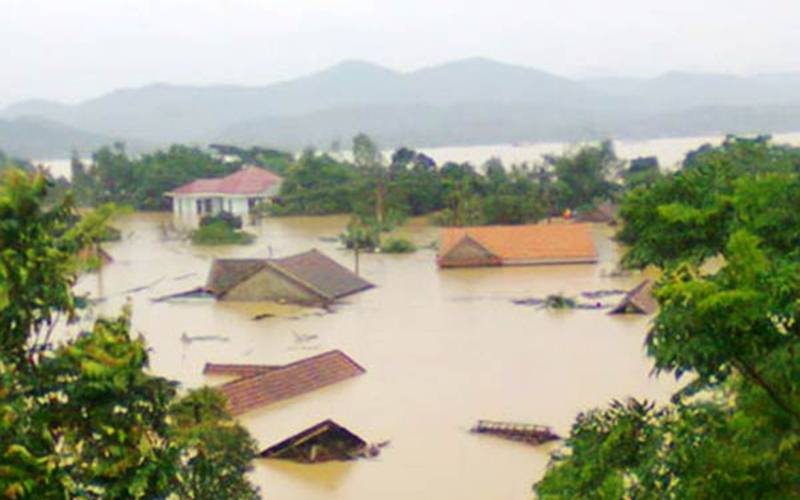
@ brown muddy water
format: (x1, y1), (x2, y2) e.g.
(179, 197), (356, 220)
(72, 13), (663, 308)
(69, 213), (676, 499)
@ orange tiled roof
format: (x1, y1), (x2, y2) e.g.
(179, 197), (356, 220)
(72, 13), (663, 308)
(438, 223), (597, 266)
(215, 350), (365, 416)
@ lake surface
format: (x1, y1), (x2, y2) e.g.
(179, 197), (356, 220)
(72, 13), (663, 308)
(69, 213), (676, 499)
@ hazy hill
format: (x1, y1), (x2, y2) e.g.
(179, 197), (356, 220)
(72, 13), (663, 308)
(4, 58), (800, 155)
(0, 116), (117, 159)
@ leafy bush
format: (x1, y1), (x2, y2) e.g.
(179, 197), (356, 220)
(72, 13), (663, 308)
(191, 221), (254, 245)
(199, 211), (243, 229)
(381, 237), (416, 253)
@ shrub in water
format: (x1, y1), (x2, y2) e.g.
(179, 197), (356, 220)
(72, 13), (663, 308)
(381, 237), (417, 254)
(191, 221), (254, 245)
(200, 211), (243, 229)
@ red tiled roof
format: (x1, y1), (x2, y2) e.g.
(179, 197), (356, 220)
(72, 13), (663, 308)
(203, 363), (281, 378)
(216, 350), (366, 415)
(438, 223), (597, 267)
(169, 166), (282, 196)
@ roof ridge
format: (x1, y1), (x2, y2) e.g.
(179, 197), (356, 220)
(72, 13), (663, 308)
(210, 259), (271, 297)
(264, 259), (334, 302)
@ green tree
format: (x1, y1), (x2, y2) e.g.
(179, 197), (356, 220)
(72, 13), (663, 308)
(0, 169), (259, 498)
(169, 388), (259, 500)
(535, 136), (800, 499)
(353, 133), (390, 227)
(546, 140), (620, 211)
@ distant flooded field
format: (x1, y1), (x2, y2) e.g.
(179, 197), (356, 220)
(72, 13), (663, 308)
(421, 131), (800, 169)
(70, 213), (677, 499)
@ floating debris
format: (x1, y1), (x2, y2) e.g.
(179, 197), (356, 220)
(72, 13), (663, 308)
(252, 313), (275, 321)
(181, 333), (229, 343)
(173, 272), (197, 281)
(581, 289), (626, 299)
(513, 292), (613, 310)
(470, 420), (560, 446)
(151, 287), (212, 302)
(293, 332), (319, 344)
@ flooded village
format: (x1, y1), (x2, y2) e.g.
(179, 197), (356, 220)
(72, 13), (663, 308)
(5, 5), (800, 495)
(67, 203), (674, 499)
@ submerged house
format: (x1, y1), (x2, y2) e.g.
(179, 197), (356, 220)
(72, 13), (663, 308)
(259, 420), (368, 463)
(166, 166), (282, 224)
(609, 279), (657, 315)
(205, 249), (374, 306)
(437, 223), (598, 268)
(205, 350), (366, 416)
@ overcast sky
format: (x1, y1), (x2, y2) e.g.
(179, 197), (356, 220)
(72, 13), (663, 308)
(2, 0), (799, 107)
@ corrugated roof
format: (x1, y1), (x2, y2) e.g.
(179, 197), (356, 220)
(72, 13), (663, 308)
(438, 223), (597, 265)
(216, 350), (366, 415)
(271, 249), (374, 300)
(609, 280), (658, 315)
(203, 363), (281, 378)
(206, 259), (268, 296)
(169, 166), (282, 196)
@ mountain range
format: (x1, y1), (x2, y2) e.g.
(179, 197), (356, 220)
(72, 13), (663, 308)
(3, 58), (800, 158)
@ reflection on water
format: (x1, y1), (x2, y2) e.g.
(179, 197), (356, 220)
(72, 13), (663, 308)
(73, 213), (676, 500)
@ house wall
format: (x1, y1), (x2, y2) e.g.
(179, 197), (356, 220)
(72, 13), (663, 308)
(222, 266), (325, 305)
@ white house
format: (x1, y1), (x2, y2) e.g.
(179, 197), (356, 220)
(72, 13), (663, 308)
(166, 166), (282, 225)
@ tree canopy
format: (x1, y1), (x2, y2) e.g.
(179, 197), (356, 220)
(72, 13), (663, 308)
(535, 135), (800, 498)
(0, 169), (259, 498)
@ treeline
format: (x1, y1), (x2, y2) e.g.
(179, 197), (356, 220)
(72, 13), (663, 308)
(60, 135), (660, 224)
(274, 134), (659, 226)
(69, 143), (293, 210)
(535, 136), (800, 497)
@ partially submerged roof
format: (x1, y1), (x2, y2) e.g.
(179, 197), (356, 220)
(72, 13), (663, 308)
(168, 166), (282, 196)
(259, 419), (367, 463)
(575, 201), (619, 224)
(438, 223), (597, 266)
(271, 249), (374, 300)
(206, 259), (268, 296)
(216, 350), (366, 415)
(609, 279), (657, 315)
(205, 249), (374, 302)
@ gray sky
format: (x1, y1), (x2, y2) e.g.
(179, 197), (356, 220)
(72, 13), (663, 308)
(3, 0), (799, 107)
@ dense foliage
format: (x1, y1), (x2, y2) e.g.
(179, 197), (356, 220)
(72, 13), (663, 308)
(273, 137), (625, 226)
(535, 136), (800, 498)
(0, 170), (259, 498)
(72, 144), (252, 210)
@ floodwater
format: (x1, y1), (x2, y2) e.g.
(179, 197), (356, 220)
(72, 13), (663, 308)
(420, 131), (800, 169)
(70, 213), (676, 500)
